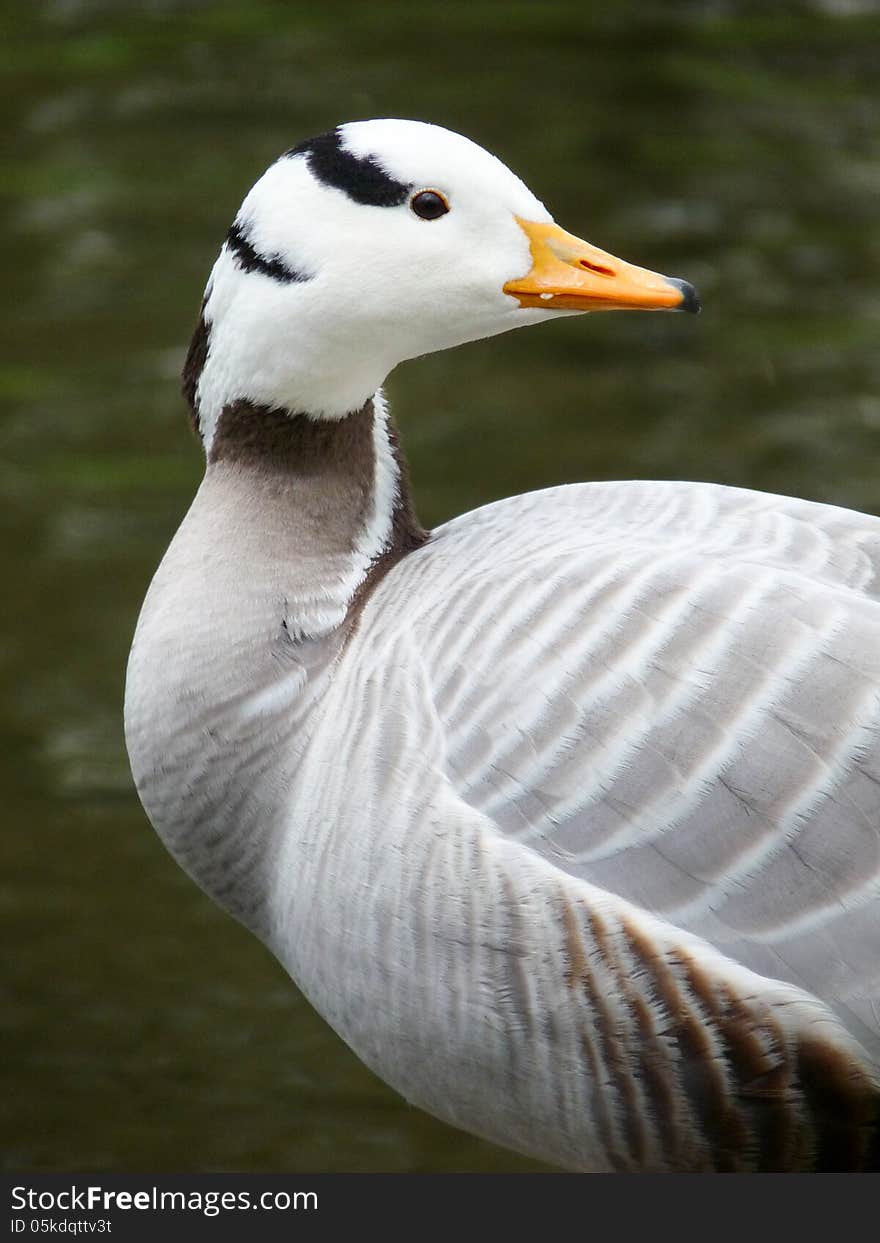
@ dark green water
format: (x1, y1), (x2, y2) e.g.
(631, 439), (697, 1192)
(3, 0), (880, 1172)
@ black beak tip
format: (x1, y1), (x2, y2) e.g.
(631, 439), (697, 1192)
(665, 276), (701, 315)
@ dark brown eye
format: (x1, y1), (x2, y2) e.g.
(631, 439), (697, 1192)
(410, 190), (449, 220)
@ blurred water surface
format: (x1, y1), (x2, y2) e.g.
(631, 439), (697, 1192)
(3, 0), (880, 1171)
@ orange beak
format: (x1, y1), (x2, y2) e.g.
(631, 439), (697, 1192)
(503, 218), (700, 314)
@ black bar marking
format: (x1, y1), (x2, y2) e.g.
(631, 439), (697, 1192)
(288, 128), (410, 208)
(226, 221), (311, 285)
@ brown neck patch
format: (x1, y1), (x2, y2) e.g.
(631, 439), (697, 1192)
(210, 397), (377, 477)
(208, 398), (428, 597)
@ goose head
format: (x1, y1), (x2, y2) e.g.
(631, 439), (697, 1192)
(190, 119), (699, 450)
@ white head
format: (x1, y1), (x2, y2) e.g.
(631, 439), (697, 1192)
(189, 119), (697, 451)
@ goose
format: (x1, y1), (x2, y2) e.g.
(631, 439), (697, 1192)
(124, 119), (880, 1173)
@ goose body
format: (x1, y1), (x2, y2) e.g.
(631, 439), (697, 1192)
(125, 120), (880, 1171)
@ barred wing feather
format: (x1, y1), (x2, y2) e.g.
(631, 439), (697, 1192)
(350, 480), (880, 1169)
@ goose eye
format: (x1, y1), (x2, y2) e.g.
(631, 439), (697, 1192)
(410, 190), (449, 220)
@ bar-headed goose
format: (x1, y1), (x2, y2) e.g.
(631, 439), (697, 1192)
(125, 119), (880, 1172)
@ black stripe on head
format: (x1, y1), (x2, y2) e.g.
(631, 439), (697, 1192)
(226, 221), (311, 284)
(288, 128), (410, 207)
